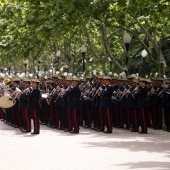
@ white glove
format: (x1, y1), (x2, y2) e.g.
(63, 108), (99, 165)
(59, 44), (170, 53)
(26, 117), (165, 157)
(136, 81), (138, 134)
(99, 87), (102, 91)
(92, 87), (96, 91)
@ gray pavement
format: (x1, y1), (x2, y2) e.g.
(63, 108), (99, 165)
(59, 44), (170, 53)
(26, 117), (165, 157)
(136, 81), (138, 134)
(0, 121), (170, 170)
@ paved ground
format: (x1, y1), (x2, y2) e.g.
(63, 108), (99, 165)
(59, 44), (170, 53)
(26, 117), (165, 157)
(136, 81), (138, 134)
(0, 121), (170, 170)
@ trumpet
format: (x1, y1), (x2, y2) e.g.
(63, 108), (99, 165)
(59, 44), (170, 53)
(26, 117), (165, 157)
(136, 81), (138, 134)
(81, 81), (91, 92)
(91, 87), (103, 100)
(147, 87), (155, 96)
(157, 85), (168, 97)
(50, 86), (61, 96)
(118, 88), (130, 102)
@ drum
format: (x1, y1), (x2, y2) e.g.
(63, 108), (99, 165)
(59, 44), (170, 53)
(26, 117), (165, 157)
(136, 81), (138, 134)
(0, 96), (16, 108)
(0, 89), (15, 108)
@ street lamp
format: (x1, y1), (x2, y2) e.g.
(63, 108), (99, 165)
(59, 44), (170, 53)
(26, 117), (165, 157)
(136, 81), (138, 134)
(80, 45), (87, 72)
(38, 60), (41, 71)
(108, 57), (112, 72)
(141, 49), (148, 77)
(56, 50), (61, 57)
(141, 49), (147, 58)
(123, 33), (131, 66)
(56, 50), (61, 72)
(23, 59), (29, 76)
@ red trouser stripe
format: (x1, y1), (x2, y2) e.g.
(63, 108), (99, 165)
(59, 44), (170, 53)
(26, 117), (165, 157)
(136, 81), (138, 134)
(11, 108), (14, 124)
(68, 109), (72, 131)
(134, 108), (138, 129)
(114, 105), (118, 126)
(73, 109), (78, 132)
(25, 108), (31, 131)
(86, 105), (91, 126)
(147, 108), (151, 126)
(55, 106), (59, 127)
(45, 105), (48, 123)
(18, 108), (21, 126)
(106, 108), (112, 132)
(100, 108), (103, 131)
(50, 105), (54, 126)
(158, 106), (162, 127)
(119, 106), (122, 126)
(113, 105), (116, 124)
(127, 109), (130, 128)
(0, 108), (2, 119)
(33, 110), (38, 133)
(79, 107), (83, 125)
(141, 108), (146, 132)
(153, 107), (156, 127)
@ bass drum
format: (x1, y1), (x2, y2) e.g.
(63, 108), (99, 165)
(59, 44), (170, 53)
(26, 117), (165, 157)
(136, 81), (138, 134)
(0, 96), (16, 109)
(0, 89), (15, 108)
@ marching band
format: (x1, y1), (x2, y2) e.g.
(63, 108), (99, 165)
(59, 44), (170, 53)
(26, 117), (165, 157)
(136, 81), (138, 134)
(0, 73), (170, 135)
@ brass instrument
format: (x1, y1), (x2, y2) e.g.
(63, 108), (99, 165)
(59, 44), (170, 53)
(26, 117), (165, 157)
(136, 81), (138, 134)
(3, 77), (13, 86)
(147, 87), (155, 96)
(91, 87), (103, 100)
(43, 93), (51, 105)
(157, 85), (168, 97)
(81, 81), (91, 92)
(118, 88), (130, 102)
(0, 86), (21, 109)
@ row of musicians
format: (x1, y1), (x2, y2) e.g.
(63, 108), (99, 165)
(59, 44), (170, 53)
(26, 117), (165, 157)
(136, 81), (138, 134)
(0, 77), (170, 134)
(38, 77), (170, 134)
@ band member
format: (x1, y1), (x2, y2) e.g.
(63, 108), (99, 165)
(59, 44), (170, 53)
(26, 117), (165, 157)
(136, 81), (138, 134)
(12, 77), (22, 128)
(163, 80), (170, 132)
(133, 78), (150, 133)
(129, 79), (139, 132)
(149, 78), (163, 129)
(94, 76), (103, 131)
(27, 79), (41, 134)
(66, 77), (81, 133)
(100, 76), (114, 133)
(18, 78), (31, 132)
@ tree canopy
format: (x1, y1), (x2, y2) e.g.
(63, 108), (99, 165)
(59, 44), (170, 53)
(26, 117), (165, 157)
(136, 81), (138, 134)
(0, 0), (170, 77)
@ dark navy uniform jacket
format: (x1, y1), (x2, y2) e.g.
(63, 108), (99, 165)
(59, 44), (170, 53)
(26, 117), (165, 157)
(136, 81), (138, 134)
(151, 86), (163, 106)
(134, 86), (149, 108)
(27, 88), (41, 110)
(165, 89), (170, 108)
(66, 86), (81, 109)
(100, 86), (114, 108)
(19, 92), (28, 108)
(128, 86), (138, 108)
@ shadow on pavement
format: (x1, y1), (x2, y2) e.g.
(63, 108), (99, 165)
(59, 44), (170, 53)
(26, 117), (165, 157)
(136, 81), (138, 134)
(115, 161), (170, 170)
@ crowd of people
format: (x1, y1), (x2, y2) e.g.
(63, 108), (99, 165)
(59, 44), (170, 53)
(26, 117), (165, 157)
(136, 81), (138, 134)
(0, 73), (170, 134)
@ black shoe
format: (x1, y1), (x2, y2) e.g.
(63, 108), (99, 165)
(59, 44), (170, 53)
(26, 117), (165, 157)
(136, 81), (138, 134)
(20, 127), (26, 133)
(14, 125), (18, 128)
(57, 127), (64, 130)
(64, 129), (69, 132)
(22, 129), (27, 133)
(103, 130), (112, 134)
(131, 129), (138, 132)
(95, 129), (103, 132)
(8, 123), (12, 126)
(69, 131), (79, 134)
(138, 131), (147, 134)
(31, 131), (39, 135)
(40, 121), (45, 125)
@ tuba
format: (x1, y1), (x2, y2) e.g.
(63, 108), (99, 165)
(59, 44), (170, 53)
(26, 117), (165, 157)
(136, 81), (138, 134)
(3, 77), (13, 86)
(0, 78), (16, 108)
